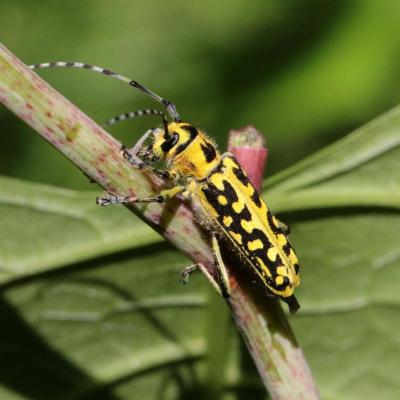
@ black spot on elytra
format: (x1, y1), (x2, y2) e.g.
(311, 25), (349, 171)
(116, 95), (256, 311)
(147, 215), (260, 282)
(272, 275), (291, 292)
(251, 189), (262, 208)
(294, 263), (300, 274)
(266, 210), (281, 235)
(232, 163), (262, 207)
(282, 241), (291, 256)
(201, 155), (299, 295)
(232, 164), (248, 185)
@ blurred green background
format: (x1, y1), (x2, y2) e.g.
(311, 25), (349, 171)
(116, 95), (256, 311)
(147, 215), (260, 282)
(2, 1), (400, 400)
(2, 0), (400, 188)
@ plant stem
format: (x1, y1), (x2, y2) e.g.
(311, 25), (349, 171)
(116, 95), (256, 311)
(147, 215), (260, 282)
(0, 42), (319, 400)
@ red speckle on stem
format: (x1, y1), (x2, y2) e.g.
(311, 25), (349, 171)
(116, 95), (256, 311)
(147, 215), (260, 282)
(97, 153), (107, 163)
(26, 103), (33, 110)
(183, 225), (193, 235)
(36, 82), (47, 91)
(13, 79), (22, 88)
(107, 185), (117, 194)
(93, 127), (119, 148)
(45, 126), (54, 134)
(148, 211), (161, 225)
(20, 112), (34, 124)
(110, 151), (122, 161)
(126, 188), (136, 197)
(97, 169), (108, 179)
(46, 111), (52, 118)
(177, 206), (191, 218)
(191, 252), (212, 270)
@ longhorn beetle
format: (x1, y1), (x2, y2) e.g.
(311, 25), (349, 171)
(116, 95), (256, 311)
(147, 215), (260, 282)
(30, 62), (301, 313)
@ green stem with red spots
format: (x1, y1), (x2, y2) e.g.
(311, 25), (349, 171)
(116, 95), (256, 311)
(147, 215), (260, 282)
(0, 42), (319, 400)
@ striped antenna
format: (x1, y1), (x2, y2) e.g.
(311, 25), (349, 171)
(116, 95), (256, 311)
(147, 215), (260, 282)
(28, 62), (181, 124)
(106, 108), (167, 127)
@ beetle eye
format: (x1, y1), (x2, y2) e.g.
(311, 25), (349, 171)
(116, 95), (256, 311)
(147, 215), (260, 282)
(161, 133), (179, 152)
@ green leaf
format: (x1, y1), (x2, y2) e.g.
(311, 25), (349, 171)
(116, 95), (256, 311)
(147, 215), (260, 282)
(1, 105), (400, 399)
(0, 245), (209, 400)
(264, 105), (400, 212)
(0, 176), (160, 284)
(289, 209), (400, 400)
